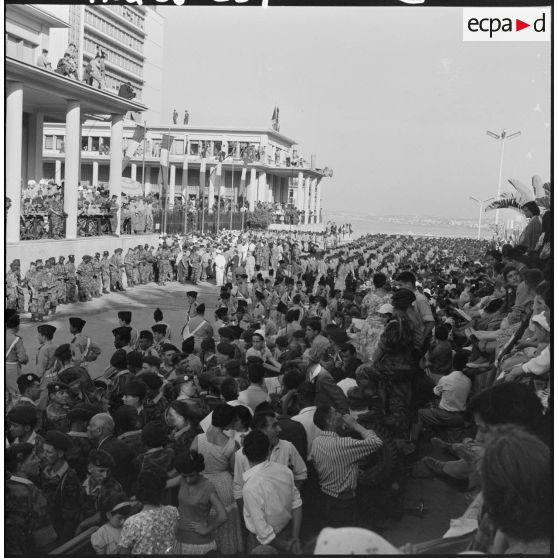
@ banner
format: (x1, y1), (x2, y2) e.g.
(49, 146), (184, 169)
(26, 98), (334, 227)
(157, 133), (174, 207)
(182, 134), (189, 191)
(199, 157), (206, 200)
(122, 124), (146, 171)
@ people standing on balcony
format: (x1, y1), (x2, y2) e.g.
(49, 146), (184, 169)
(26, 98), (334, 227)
(36, 49), (52, 70)
(89, 51), (106, 91)
(173, 109), (178, 125)
(184, 110), (189, 125)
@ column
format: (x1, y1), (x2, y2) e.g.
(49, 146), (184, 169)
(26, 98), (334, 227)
(315, 179), (322, 223)
(247, 168), (257, 211)
(304, 176), (311, 224)
(92, 161), (99, 187)
(145, 167), (151, 195)
(169, 164), (176, 208)
(297, 171), (304, 211)
(131, 163), (137, 181)
(257, 171), (267, 203)
(109, 113), (124, 236)
(310, 178), (318, 223)
(55, 160), (62, 184)
(6, 82), (23, 243)
(208, 166), (215, 213)
(27, 111), (44, 181)
(64, 100), (81, 240)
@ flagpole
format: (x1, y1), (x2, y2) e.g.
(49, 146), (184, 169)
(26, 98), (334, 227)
(230, 157), (234, 230)
(141, 122), (146, 194)
(216, 162), (221, 233)
(165, 126), (171, 235)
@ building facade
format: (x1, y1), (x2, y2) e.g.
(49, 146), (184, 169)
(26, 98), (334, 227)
(47, 5), (164, 123)
(42, 123), (329, 224)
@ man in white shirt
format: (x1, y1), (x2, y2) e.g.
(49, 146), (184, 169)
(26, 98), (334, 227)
(233, 411), (307, 502)
(241, 430), (302, 553)
(413, 351), (472, 439)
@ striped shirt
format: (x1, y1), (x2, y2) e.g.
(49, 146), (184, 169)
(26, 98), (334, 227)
(309, 431), (383, 498)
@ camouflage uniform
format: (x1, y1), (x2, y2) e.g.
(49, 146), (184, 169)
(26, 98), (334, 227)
(65, 256), (79, 303)
(142, 393), (170, 424)
(6, 261), (24, 312)
(91, 255), (103, 297)
(32, 263), (50, 321)
(100, 252), (111, 293)
(124, 249), (136, 287)
(131, 248), (141, 286)
(190, 248), (202, 285)
(39, 466), (83, 542)
(109, 250), (125, 291)
(156, 247), (172, 285)
(5, 475), (57, 555)
(77, 256), (93, 301)
(53, 258), (68, 305)
(43, 258), (58, 315)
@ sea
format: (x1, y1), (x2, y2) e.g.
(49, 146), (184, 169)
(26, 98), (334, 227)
(325, 212), (494, 240)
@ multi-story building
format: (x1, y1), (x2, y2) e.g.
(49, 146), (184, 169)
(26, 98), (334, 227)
(47, 5), (164, 122)
(42, 122), (330, 224)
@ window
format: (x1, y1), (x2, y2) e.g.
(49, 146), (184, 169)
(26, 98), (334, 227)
(173, 139), (184, 155)
(56, 137), (64, 150)
(44, 136), (53, 149)
(91, 137), (100, 151)
(190, 142), (199, 156)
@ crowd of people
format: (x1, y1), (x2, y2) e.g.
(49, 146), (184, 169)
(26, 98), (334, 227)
(4, 200), (552, 555)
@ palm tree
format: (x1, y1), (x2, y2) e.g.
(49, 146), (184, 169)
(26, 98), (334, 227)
(485, 174), (551, 214)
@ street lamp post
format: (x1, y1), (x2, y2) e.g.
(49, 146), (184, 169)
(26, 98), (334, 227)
(469, 196), (493, 240)
(486, 128), (521, 225)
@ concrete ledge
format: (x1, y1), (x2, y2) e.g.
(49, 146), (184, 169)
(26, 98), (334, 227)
(268, 223), (325, 233)
(7, 234), (160, 270)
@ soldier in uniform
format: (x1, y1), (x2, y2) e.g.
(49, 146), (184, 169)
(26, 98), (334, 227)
(77, 255), (93, 302)
(5, 443), (58, 555)
(100, 251), (111, 294)
(118, 311), (139, 350)
(66, 404), (96, 481)
(137, 372), (168, 424)
(45, 381), (73, 433)
(38, 431), (83, 543)
(91, 253), (103, 298)
(109, 248), (125, 291)
(124, 248), (136, 288)
(131, 246), (141, 286)
(6, 259), (24, 313)
(190, 246), (202, 285)
(44, 258), (58, 315)
(69, 316), (101, 367)
(53, 256), (68, 305)
(156, 244), (172, 286)
(36, 324), (58, 379)
(65, 255), (79, 304)
(33, 260), (50, 322)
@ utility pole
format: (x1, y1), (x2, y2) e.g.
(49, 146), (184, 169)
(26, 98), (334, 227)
(486, 129), (521, 225)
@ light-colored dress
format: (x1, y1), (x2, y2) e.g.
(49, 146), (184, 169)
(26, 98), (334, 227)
(359, 290), (391, 361)
(196, 433), (244, 554)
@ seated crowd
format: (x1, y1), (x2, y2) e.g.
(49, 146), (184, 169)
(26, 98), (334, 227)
(5, 206), (552, 555)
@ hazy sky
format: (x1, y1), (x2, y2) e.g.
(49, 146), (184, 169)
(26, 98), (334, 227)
(160, 6), (551, 219)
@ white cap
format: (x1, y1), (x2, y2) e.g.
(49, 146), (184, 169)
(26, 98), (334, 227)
(378, 303), (394, 315)
(252, 329), (266, 340)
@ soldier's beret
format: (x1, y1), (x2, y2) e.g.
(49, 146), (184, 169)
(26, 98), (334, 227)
(109, 349), (128, 369)
(218, 327), (234, 339)
(8, 406), (38, 426)
(16, 374), (41, 391)
(6, 443), (34, 469)
(217, 342), (235, 357)
(136, 372), (163, 390)
(143, 355), (162, 367)
(118, 311), (132, 322)
(44, 430), (72, 451)
(161, 343), (179, 353)
(186, 291), (198, 298)
(139, 330), (153, 340)
(141, 421), (168, 448)
(67, 403), (100, 422)
(112, 326), (132, 337)
(37, 324), (56, 337)
(69, 317), (86, 329)
(151, 324), (167, 335)
(47, 381), (71, 394)
(171, 374), (194, 387)
(122, 380), (147, 398)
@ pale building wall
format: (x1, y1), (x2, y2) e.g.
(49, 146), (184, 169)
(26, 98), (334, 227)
(142, 7), (164, 124)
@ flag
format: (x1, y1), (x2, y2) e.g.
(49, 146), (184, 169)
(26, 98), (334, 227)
(199, 156), (207, 199)
(157, 133), (174, 206)
(216, 162), (223, 197)
(239, 166), (247, 197)
(122, 124), (146, 171)
(182, 135), (189, 191)
(272, 107), (277, 121)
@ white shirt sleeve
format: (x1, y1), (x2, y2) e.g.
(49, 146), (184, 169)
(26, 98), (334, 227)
(242, 486), (276, 545)
(233, 450), (245, 500)
(522, 347), (550, 376)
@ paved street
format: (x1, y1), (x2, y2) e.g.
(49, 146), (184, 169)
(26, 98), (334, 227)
(18, 281), (468, 548)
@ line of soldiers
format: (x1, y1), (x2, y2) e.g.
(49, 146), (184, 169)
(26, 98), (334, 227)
(6, 245), (182, 320)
